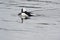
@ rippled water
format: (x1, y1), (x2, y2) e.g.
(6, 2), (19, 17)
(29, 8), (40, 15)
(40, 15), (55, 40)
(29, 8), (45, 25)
(0, 0), (60, 40)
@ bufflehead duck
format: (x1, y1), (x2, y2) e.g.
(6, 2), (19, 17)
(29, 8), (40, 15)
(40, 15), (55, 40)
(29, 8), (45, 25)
(18, 8), (33, 23)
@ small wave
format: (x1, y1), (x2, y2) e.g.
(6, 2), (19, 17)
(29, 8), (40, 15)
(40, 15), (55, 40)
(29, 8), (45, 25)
(35, 14), (45, 17)
(27, 0), (60, 4)
(36, 23), (56, 25)
(17, 6), (42, 8)
(0, 2), (3, 4)
(37, 23), (49, 25)
(32, 14), (45, 17)
(0, 28), (8, 30)
(47, 8), (57, 10)
(0, 19), (18, 23)
(35, 26), (44, 28)
(0, 28), (25, 31)
(0, 1), (5, 4)
(27, 0), (39, 2)
(40, 1), (60, 4)
(9, 3), (18, 5)
(27, 0), (32, 1)
(0, 28), (33, 32)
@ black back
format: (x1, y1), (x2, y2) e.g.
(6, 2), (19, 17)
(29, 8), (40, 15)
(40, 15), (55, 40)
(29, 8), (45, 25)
(24, 11), (33, 16)
(18, 8), (34, 17)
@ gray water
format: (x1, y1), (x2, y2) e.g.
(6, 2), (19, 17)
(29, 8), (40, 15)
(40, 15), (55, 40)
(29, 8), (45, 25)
(0, 0), (60, 40)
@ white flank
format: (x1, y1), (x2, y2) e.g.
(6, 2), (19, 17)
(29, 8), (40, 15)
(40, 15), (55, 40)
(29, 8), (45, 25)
(21, 13), (28, 19)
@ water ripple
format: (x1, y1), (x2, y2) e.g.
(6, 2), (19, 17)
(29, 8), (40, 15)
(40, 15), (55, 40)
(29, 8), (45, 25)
(27, 0), (60, 4)
(36, 23), (56, 25)
(17, 6), (42, 8)
(0, 28), (30, 32)
(0, 19), (18, 23)
(40, 1), (60, 4)
(0, 28), (37, 33)
(0, 2), (3, 4)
